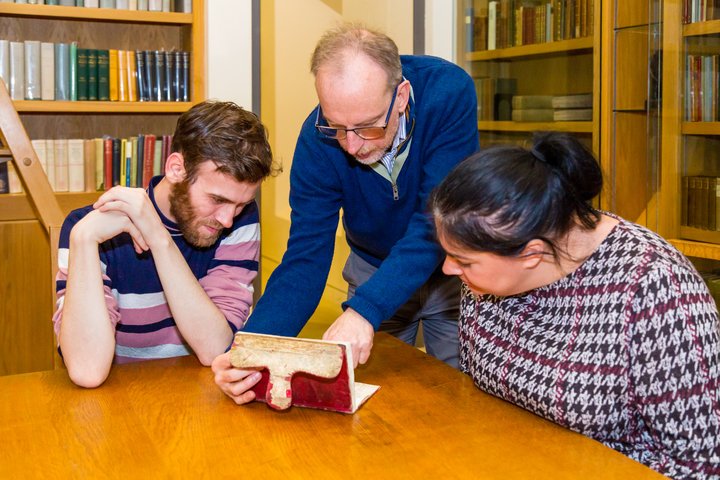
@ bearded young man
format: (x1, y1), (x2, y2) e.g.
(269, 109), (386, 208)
(53, 100), (274, 388)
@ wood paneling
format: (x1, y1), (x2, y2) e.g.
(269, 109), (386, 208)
(615, 27), (650, 111)
(616, 0), (651, 29)
(0, 221), (54, 375)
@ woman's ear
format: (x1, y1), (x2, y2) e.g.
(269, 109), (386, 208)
(164, 152), (186, 183)
(519, 239), (548, 269)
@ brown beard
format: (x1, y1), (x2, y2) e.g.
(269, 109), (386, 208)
(169, 179), (224, 248)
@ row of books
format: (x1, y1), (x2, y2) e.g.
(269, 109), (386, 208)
(0, 40), (190, 102)
(511, 93), (592, 121)
(0, 0), (192, 12)
(685, 54), (720, 122)
(681, 176), (720, 231)
(683, 0), (720, 23)
(474, 76), (592, 121)
(0, 134), (173, 194)
(465, 0), (594, 52)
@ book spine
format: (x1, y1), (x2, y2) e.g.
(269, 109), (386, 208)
(40, 42), (55, 100)
(108, 49), (119, 101)
(0, 162), (8, 195)
(45, 139), (56, 190)
(142, 134), (155, 187)
(87, 49), (98, 101)
(173, 50), (181, 101)
(8, 163), (23, 194)
(31, 139), (48, 180)
(135, 50), (146, 101)
(97, 49), (110, 101)
(117, 50), (128, 101)
(166, 50), (175, 101)
(488, 1), (497, 51)
(144, 49), (154, 102)
(83, 139), (96, 192)
(127, 50), (137, 102)
(9, 41), (25, 101)
(24, 40), (41, 100)
(153, 50), (163, 101)
(67, 139), (86, 192)
(54, 43), (70, 101)
(103, 137), (113, 190)
(76, 48), (89, 101)
(94, 138), (104, 190)
(69, 42), (78, 101)
(0, 40), (9, 92)
(54, 139), (69, 192)
(111, 137), (121, 186)
(181, 51), (189, 101)
(163, 50), (172, 101)
(136, 134), (145, 187)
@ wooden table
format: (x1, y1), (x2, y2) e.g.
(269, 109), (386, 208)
(0, 333), (663, 479)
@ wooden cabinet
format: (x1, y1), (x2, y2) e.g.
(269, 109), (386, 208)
(0, 1), (205, 375)
(600, 0), (661, 228)
(660, 0), (720, 261)
(459, 1), (600, 155)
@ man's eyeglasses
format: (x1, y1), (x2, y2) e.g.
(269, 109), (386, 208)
(315, 85), (399, 141)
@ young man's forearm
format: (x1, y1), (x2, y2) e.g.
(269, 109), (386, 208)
(59, 235), (116, 388)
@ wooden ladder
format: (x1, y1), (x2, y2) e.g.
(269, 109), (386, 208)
(0, 80), (65, 369)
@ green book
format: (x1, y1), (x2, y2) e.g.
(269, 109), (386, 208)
(69, 42), (77, 101)
(76, 48), (88, 101)
(97, 49), (110, 101)
(87, 49), (98, 101)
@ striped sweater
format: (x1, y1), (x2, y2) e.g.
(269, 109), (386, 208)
(53, 176), (259, 363)
(459, 219), (720, 479)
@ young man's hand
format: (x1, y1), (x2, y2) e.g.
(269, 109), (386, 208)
(322, 308), (375, 368)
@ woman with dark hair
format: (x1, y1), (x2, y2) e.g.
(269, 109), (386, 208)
(429, 132), (720, 480)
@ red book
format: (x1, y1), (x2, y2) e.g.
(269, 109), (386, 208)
(103, 137), (113, 191)
(229, 332), (379, 414)
(142, 134), (156, 188)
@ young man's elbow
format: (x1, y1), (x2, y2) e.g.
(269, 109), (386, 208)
(66, 364), (110, 389)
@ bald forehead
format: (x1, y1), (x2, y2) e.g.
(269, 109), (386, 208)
(315, 50), (391, 94)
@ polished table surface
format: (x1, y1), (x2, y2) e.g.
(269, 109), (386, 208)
(0, 333), (664, 479)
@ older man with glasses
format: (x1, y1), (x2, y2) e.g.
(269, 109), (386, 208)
(212, 23), (479, 404)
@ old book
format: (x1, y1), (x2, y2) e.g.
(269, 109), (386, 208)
(87, 49), (98, 101)
(69, 42), (77, 101)
(9, 41), (25, 101)
(551, 93), (593, 109)
(117, 50), (128, 101)
(553, 108), (592, 121)
(512, 94), (553, 110)
(142, 134), (155, 187)
(0, 40), (9, 92)
(108, 49), (119, 101)
(24, 40), (41, 100)
(126, 50), (137, 101)
(54, 43), (71, 101)
(94, 137), (104, 190)
(230, 332), (379, 414)
(180, 51), (189, 101)
(54, 138), (69, 192)
(83, 139), (96, 192)
(67, 138), (85, 192)
(30, 139), (48, 182)
(153, 50), (163, 101)
(512, 108), (554, 122)
(40, 42), (55, 100)
(8, 162), (23, 193)
(97, 49), (109, 101)
(76, 48), (89, 101)
(681, 176), (689, 226)
(99, 0), (115, 7)
(0, 162), (8, 194)
(135, 50), (146, 101)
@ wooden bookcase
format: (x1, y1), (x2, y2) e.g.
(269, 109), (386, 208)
(660, 0), (720, 261)
(599, 1), (661, 229)
(0, 0), (205, 375)
(459, 1), (601, 156)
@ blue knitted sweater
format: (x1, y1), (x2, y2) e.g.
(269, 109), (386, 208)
(245, 55), (479, 334)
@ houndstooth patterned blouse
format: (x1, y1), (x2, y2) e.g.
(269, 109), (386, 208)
(459, 218), (720, 479)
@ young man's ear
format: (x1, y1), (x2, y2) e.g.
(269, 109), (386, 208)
(519, 239), (548, 269)
(164, 152), (186, 183)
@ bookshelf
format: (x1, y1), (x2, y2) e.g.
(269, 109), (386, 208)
(459, 0), (600, 152)
(660, 0), (720, 261)
(0, 0), (205, 376)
